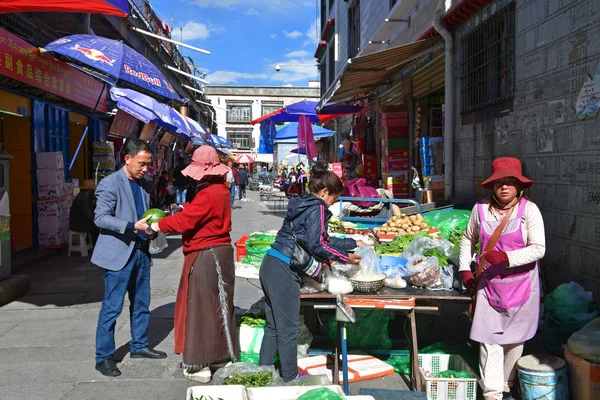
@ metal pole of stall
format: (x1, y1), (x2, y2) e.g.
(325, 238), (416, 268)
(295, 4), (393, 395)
(69, 84), (106, 171)
(341, 322), (350, 395)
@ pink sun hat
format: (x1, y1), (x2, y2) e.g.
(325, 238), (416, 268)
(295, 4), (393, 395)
(181, 145), (230, 181)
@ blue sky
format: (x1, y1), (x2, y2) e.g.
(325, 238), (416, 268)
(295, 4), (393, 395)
(149, 0), (321, 86)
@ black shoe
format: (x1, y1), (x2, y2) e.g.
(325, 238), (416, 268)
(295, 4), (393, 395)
(95, 359), (121, 377)
(130, 347), (167, 359)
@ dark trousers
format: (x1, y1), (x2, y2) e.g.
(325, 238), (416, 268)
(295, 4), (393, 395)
(95, 249), (152, 363)
(259, 255), (301, 382)
(239, 184), (246, 200)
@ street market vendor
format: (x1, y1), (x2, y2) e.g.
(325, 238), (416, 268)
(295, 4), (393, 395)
(459, 157), (546, 400)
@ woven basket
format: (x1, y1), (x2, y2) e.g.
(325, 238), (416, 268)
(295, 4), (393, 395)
(350, 278), (385, 293)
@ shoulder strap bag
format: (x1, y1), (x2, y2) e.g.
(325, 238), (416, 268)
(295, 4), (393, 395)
(288, 219), (330, 279)
(468, 203), (517, 318)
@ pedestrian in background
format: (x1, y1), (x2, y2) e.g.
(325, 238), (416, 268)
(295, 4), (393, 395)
(92, 139), (166, 378)
(258, 162), (365, 382)
(238, 164), (248, 199)
(69, 179), (99, 244)
(150, 146), (237, 382)
(459, 157), (545, 400)
(174, 159), (188, 205)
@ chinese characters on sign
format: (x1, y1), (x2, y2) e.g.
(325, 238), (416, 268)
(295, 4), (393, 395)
(109, 110), (138, 137)
(0, 28), (107, 112)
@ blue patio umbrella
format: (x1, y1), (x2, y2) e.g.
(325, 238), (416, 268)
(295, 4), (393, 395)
(259, 119), (276, 154)
(212, 134), (233, 149)
(184, 117), (209, 145)
(43, 34), (184, 103)
(274, 122), (334, 142)
(290, 147), (307, 155)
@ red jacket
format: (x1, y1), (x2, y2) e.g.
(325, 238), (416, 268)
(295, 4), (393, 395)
(158, 182), (231, 253)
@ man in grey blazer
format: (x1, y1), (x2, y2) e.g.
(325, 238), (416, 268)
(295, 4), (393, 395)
(92, 139), (166, 377)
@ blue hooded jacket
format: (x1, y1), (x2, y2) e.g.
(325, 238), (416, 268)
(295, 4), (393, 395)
(271, 194), (356, 263)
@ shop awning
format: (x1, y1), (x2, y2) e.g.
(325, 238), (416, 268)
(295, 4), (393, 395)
(274, 122), (334, 142)
(254, 153), (274, 163)
(0, 0), (129, 17)
(317, 37), (442, 109)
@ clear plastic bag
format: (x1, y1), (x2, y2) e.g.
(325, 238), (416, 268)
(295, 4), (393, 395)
(401, 236), (459, 266)
(211, 362), (284, 386)
(351, 246), (383, 280)
(149, 232), (168, 254)
(440, 265), (454, 290)
(383, 265), (408, 289)
(297, 315), (313, 359)
(325, 272), (354, 295)
(405, 255), (443, 289)
(330, 262), (361, 277)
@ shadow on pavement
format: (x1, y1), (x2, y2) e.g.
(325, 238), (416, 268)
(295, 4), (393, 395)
(114, 302), (175, 361)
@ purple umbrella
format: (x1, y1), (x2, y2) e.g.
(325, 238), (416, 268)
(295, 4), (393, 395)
(43, 34), (184, 103)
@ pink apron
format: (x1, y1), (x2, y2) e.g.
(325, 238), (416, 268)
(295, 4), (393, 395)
(470, 198), (540, 345)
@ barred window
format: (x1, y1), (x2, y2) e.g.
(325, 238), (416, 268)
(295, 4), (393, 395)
(262, 103), (282, 116)
(348, 0), (360, 58)
(460, 3), (515, 114)
(226, 104), (252, 123)
(227, 130), (252, 149)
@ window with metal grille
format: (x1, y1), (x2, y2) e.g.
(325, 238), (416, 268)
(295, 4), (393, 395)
(348, 0), (360, 58)
(262, 103), (282, 116)
(226, 104), (252, 123)
(227, 130), (252, 149)
(460, 3), (515, 114)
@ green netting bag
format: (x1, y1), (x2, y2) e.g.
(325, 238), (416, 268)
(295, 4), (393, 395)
(328, 310), (392, 350)
(387, 355), (411, 375)
(242, 233), (276, 267)
(423, 209), (471, 240)
(296, 388), (345, 400)
(437, 370), (473, 378)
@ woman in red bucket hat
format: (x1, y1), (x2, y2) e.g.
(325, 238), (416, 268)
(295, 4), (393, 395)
(149, 146), (238, 382)
(459, 157), (545, 400)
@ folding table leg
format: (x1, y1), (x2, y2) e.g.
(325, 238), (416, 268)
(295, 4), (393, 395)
(408, 309), (421, 391)
(333, 321), (340, 385)
(341, 322), (349, 395)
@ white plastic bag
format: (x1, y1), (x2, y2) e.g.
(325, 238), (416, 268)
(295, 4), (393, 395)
(567, 317), (600, 363)
(149, 232), (168, 254)
(401, 236), (459, 266)
(326, 272), (354, 295)
(352, 246), (383, 281)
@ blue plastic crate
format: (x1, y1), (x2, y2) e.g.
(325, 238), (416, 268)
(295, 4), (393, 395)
(418, 137), (444, 147)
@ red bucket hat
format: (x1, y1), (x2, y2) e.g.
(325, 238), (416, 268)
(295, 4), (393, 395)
(481, 157), (533, 188)
(181, 145), (230, 181)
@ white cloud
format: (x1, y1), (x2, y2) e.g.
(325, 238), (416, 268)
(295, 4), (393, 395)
(284, 30), (303, 39)
(206, 70), (269, 84)
(270, 33), (278, 39)
(283, 83), (294, 87)
(189, 0), (311, 13)
(285, 50), (309, 58)
(269, 58), (318, 84)
(191, 0), (241, 7)
(245, 8), (260, 16)
(303, 16), (320, 47)
(176, 21), (225, 41)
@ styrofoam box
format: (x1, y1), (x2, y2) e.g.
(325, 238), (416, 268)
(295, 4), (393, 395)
(247, 385), (344, 400)
(36, 168), (65, 186)
(38, 231), (67, 248)
(186, 385), (247, 400)
(37, 200), (69, 217)
(36, 152), (63, 170)
(38, 215), (69, 234)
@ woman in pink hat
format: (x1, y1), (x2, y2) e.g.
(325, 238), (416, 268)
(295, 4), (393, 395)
(459, 157), (546, 400)
(150, 146), (238, 382)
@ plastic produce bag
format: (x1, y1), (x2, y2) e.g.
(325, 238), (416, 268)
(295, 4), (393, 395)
(211, 362), (283, 386)
(423, 209), (471, 239)
(544, 282), (598, 356)
(401, 236), (459, 267)
(328, 309), (392, 350)
(149, 232), (168, 254)
(325, 272), (354, 295)
(384, 265), (407, 289)
(297, 315), (314, 359)
(351, 246), (383, 280)
(242, 232), (276, 267)
(405, 255), (443, 289)
(440, 265), (454, 290)
(567, 318), (600, 363)
(296, 387), (345, 400)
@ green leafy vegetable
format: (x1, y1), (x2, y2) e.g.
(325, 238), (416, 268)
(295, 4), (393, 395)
(374, 235), (415, 254)
(222, 371), (272, 387)
(424, 248), (449, 266)
(193, 396), (224, 400)
(239, 316), (266, 328)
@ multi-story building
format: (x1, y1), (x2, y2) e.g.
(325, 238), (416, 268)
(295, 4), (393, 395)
(205, 83), (320, 163)
(317, 0), (600, 302)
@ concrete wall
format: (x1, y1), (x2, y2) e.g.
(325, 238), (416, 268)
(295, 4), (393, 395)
(452, 0), (600, 302)
(205, 86), (319, 152)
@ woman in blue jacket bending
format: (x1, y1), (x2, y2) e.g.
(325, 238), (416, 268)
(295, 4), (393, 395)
(259, 163), (364, 382)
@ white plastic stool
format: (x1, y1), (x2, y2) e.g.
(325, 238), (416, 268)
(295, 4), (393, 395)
(68, 231), (93, 257)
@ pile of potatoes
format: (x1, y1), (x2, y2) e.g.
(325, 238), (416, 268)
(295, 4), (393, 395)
(377, 213), (429, 236)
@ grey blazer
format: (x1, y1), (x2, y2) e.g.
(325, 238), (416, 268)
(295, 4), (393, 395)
(91, 168), (151, 271)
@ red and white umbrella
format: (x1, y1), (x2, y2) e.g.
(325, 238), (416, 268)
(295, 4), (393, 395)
(235, 154), (255, 164)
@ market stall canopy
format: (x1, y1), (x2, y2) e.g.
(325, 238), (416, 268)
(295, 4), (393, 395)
(0, 0), (129, 16)
(212, 134), (233, 149)
(274, 122), (334, 142)
(290, 147), (307, 155)
(43, 34), (184, 103)
(109, 87), (189, 139)
(317, 37), (442, 110)
(235, 154), (255, 164)
(251, 100), (362, 125)
(184, 117), (209, 145)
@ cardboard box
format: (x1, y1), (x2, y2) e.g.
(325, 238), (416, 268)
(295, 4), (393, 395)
(388, 158), (409, 172)
(37, 184), (67, 201)
(387, 172), (409, 185)
(388, 149), (409, 160)
(36, 168), (65, 186)
(38, 231), (67, 248)
(564, 345), (600, 400)
(38, 215), (69, 234)
(36, 152), (64, 170)
(37, 200), (68, 217)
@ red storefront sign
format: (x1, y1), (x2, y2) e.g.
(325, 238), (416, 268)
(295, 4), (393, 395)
(109, 110), (138, 137)
(0, 28), (107, 112)
(332, 162), (343, 179)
